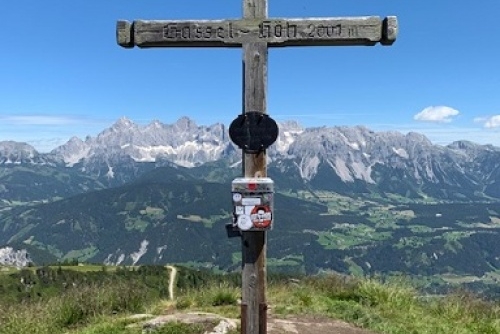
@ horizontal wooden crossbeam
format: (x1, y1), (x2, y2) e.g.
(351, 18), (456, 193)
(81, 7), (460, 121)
(117, 16), (398, 48)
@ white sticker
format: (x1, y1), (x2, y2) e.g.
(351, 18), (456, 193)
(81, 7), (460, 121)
(232, 193), (242, 202)
(235, 206), (244, 215)
(244, 206), (253, 215)
(242, 197), (261, 206)
(237, 215), (253, 231)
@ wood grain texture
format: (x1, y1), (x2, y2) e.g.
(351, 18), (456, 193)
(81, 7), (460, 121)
(382, 16), (398, 46)
(244, 0), (267, 18)
(116, 20), (133, 48)
(241, 1), (268, 333)
(241, 230), (266, 334)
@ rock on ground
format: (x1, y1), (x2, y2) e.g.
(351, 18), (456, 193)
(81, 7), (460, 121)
(132, 312), (376, 334)
(140, 312), (237, 334)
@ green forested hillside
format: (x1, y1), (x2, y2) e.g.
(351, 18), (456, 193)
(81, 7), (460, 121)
(0, 165), (105, 203)
(2, 165), (500, 295)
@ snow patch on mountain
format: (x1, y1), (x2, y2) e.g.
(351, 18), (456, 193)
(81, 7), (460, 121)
(2, 159), (20, 165)
(393, 147), (409, 159)
(348, 142), (360, 150)
(156, 245), (167, 255)
(131, 145), (176, 162)
(230, 160), (242, 168)
(106, 165), (115, 179)
(0, 247), (32, 268)
(275, 121), (304, 153)
(104, 252), (126, 266)
(117, 254), (125, 265)
(130, 240), (149, 265)
(296, 155), (320, 180)
(156, 245), (168, 260)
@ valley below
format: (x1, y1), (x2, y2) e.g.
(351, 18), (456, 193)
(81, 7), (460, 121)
(2, 180), (500, 298)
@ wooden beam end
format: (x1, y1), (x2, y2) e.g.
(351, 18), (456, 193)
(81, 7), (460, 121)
(381, 16), (398, 46)
(116, 20), (134, 48)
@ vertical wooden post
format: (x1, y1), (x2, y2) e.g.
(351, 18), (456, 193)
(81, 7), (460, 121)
(117, 4), (397, 334)
(241, 0), (268, 333)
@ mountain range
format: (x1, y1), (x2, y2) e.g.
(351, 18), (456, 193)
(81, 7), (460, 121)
(1, 117), (500, 285)
(2, 116), (500, 201)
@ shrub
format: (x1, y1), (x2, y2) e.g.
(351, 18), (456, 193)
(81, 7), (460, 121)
(175, 296), (193, 310)
(211, 290), (238, 306)
(305, 274), (361, 302)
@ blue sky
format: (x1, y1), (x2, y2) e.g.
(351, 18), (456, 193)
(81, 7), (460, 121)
(1, 0), (500, 152)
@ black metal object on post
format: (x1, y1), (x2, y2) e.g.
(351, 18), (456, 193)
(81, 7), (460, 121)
(225, 223), (242, 238)
(229, 112), (279, 154)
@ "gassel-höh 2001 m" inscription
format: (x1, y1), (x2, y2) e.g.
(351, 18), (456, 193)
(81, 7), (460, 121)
(120, 16), (397, 47)
(163, 20), (358, 40)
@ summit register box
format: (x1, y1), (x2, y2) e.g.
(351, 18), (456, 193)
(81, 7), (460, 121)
(231, 178), (274, 231)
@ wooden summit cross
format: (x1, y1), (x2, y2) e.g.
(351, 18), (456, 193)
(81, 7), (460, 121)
(117, 1), (397, 333)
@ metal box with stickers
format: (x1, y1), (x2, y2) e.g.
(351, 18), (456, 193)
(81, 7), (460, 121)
(231, 177), (274, 231)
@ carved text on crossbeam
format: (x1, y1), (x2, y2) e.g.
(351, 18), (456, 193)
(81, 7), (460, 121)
(118, 17), (397, 48)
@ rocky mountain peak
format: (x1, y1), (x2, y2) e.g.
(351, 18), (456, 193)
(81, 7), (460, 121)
(448, 140), (480, 151)
(405, 132), (432, 145)
(112, 117), (136, 130)
(0, 141), (36, 154)
(0, 141), (49, 165)
(47, 117), (237, 168)
(51, 136), (91, 166)
(279, 120), (304, 132)
(146, 119), (164, 130)
(174, 117), (197, 131)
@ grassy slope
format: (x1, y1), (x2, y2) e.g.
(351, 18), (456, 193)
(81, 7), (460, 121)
(1, 266), (499, 334)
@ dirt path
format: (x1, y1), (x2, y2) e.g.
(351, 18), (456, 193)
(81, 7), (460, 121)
(166, 265), (177, 300)
(267, 314), (376, 334)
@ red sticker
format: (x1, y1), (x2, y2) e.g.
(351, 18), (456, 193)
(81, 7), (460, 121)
(250, 205), (272, 229)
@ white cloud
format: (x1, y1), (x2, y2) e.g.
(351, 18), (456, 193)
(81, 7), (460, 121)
(484, 115), (500, 129)
(0, 115), (81, 125)
(413, 106), (460, 123)
(26, 138), (69, 152)
(0, 114), (109, 152)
